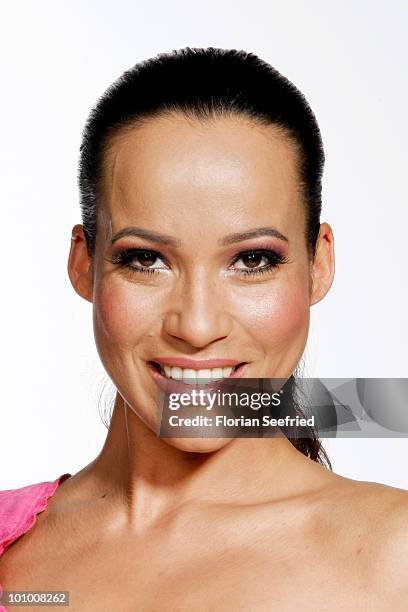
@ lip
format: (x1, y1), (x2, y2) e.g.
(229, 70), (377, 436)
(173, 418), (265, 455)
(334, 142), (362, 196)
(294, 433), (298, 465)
(147, 360), (248, 395)
(152, 357), (243, 368)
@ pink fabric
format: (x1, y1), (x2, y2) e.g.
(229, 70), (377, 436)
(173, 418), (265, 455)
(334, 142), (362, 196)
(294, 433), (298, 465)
(0, 473), (71, 611)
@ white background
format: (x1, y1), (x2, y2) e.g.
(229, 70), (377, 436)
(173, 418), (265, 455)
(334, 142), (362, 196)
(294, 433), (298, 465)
(0, 1), (407, 489)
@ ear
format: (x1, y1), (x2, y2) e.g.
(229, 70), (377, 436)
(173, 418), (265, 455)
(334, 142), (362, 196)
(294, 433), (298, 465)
(310, 222), (335, 306)
(67, 224), (93, 303)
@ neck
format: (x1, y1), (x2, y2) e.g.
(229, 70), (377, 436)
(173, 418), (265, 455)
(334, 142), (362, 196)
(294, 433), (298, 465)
(87, 391), (321, 527)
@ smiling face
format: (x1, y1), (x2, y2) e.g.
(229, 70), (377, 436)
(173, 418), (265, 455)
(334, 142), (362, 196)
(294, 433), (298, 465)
(69, 112), (334, 451)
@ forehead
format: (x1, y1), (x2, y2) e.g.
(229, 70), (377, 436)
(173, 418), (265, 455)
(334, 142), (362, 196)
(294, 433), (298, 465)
(98, 113), (304, 241)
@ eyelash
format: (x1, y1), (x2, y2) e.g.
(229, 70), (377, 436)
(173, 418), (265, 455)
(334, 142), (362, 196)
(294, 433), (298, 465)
(230, 249), (288, 276)
(109, 248), (288, 278)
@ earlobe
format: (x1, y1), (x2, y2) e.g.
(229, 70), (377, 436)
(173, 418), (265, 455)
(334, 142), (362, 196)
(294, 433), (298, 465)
(67, 224), (94, 303)
(310, 222), (335, 306)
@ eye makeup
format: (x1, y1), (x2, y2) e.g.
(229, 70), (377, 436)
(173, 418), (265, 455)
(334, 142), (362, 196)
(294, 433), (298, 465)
(229, 248), (289, 277)
(107, 245), (289, 279)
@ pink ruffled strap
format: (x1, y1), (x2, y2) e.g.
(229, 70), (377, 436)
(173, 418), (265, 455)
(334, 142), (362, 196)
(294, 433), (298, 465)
(0, 473), (71, 611)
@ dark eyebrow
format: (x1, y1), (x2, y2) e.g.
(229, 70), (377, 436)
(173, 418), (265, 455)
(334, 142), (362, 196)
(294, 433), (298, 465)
(110, 225), (288, 248)
(110, 227), (181, 247)
(219, 227), (289, 246)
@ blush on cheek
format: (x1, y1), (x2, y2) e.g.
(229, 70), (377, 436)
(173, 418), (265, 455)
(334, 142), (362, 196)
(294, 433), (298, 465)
(93, 283), (145, 348)
(255, 293), (308, 343)
(241, 279), (310, 372)
(276, 288), (309, 339)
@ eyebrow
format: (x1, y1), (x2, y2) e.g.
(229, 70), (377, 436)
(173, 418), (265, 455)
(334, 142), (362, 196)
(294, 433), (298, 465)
(110, 227), (181, 247)
(219, 227), (289, 246)
(110, 225), (288, 247)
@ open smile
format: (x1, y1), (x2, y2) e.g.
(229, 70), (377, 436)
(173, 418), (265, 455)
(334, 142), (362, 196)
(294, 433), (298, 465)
(148, 359), (248, 385)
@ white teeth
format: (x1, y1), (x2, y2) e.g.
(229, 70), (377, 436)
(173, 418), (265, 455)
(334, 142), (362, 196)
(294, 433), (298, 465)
(182, 369), (197, 385)
(158, 364), (236, 382)
(197, 369), (211, 378)
(212, 368), (223, 379)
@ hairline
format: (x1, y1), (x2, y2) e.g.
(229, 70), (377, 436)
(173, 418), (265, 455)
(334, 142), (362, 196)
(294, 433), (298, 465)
(93, 109), (309, 255)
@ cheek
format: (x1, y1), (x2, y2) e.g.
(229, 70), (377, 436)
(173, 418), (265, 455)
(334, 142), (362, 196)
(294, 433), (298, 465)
(264, 287), (309, 350)
(93, 280), (155, 349)
(233, 275), (310, 351)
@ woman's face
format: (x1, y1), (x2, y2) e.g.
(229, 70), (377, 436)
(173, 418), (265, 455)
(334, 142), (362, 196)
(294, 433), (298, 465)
(69, 113), (334, 451)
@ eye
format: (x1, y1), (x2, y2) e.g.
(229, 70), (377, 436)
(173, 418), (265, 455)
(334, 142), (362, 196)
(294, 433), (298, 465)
(109, 249), (168, 274)
(131, 250), (166, 269)
(230, 249), (288, 276)
(233, 252), (270, 270)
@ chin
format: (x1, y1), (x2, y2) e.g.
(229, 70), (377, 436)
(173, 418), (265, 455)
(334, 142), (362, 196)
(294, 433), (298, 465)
(162, 436), (232, 454)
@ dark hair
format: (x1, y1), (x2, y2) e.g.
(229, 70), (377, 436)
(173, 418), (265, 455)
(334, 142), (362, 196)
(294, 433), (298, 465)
(79, 46), (331, 469)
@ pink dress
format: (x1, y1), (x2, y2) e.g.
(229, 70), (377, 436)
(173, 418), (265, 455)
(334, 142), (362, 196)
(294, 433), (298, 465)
(0, 473), (72, 612)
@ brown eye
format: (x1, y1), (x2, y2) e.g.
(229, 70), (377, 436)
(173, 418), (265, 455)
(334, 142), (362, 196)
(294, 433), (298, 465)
(230, 249), (287, 276)
(241, 253), (263, 268)
(137, 251), (158, 267)
(233, 251), (270, 271)
(110, 248), (168, 274)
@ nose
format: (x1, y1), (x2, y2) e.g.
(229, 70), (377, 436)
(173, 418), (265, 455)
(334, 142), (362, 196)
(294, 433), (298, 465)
(162, 269), (233, 348)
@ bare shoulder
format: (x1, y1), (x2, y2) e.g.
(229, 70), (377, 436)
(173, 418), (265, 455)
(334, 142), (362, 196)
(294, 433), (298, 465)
(318, 472), (408, 603)
(328, 471), (408, 509)
(238, 467), (408, 610)
(325, 472), (408, 531)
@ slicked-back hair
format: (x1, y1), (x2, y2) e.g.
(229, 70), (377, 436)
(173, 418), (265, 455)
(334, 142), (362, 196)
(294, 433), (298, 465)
(79, 47), (324, 258)
(78, 47), (330, 469)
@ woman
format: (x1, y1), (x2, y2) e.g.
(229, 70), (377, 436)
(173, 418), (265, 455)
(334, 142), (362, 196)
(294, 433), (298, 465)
(0, 47), (407, 610)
